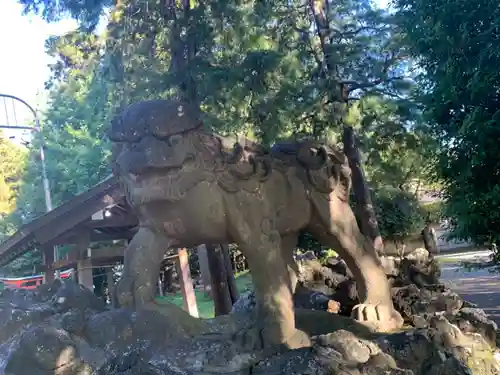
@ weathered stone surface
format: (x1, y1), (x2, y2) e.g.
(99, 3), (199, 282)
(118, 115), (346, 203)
(294, 286), (341, 313)
(405, 248), (430, 263)
(296, 257), (349, 294)
(232, 249), (500, 374)
(0, 278), (498, 375)
(392, 284), (463, 322)
(446, 307), (498, 347)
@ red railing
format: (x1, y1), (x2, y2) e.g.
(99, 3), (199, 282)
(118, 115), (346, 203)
(0, 269), (73, 290)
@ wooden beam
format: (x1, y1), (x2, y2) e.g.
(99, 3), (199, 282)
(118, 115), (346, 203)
(89, 230), (137, 242)
(51, 258), (77, 270)
(84, 216), (138, 229)
(44, 230), (76, 247)
(175, 248), (198, 318)
(91, 257), (124, 268)
(33, 189), (123, 245)
(0, 177), (123, 265)
(46, 230), (136, 246)
(49, 245), (126, 270)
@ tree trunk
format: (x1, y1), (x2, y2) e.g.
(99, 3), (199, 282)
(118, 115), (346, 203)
(197, 245), (213, 296)
(422, 225), (438, 254)
(343, 125), (385, 255)
(307, 1), (385, 254)
(221, 244), (239, 304)
(206, 245), (233, 316)
(163, 265), (175, 293)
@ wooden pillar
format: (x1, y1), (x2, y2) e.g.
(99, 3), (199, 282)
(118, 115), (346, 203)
(197, 245), (212, 294)
(206, 244), (232, 316)
(164, 265), (174, 293)
(42, 246), (54, 284)
(53, 246), (61, 280)
(77, 258), (93, 291)
(106, 268), (114, 301)
(221, 244), (239, 304)
(157, 275), (164, 297)
(175, 248), (199, 317)
(75, 231), (93, 291)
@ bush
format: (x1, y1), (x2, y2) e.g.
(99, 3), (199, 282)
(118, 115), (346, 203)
(297, 230), (328, 257)
(374, 187), (425, 250)
(421, 201), (443, 224)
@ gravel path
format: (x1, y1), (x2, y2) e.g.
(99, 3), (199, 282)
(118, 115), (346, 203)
(439, 251), (500, 325)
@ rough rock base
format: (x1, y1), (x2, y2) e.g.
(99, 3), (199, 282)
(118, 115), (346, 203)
(0, 275), (499, 375)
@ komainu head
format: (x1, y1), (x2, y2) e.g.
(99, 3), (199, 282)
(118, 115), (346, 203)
(108, 99), (204, 177)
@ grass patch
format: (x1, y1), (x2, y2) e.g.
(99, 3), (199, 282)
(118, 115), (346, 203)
(156, 289), (215, 318)
(437, 257), (462, 264)
(234, 270), (253, 292)
(156, 271), (254, 319)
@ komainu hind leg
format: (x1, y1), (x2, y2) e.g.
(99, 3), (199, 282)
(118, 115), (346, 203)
(309, 195), (403, 332)
(226, 197), (310, 351)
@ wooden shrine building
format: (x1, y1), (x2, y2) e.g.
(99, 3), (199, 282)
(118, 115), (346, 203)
(0, 176), (239, 317)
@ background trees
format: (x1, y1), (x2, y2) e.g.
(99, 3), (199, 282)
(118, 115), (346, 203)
(394, 0), (500, 247)
(0, 133), (27, 218)
(0, 133), (27, 244)
(9, 0), (495, 274)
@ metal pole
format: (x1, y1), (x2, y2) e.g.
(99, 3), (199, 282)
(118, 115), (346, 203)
(34, 116), (53, 212)
(0, 94), (57, 279)
(0, 94), (53, 212)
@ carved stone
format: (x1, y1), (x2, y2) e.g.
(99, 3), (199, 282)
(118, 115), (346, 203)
(107, 98), (403, 350)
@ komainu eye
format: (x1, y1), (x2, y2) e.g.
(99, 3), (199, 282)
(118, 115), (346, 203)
(168, 134), (183, 146)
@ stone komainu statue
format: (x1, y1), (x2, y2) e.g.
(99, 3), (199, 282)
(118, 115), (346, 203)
(108, 99), (403, 350)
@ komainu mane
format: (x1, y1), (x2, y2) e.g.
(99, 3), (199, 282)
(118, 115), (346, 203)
(108, 99), (403, 350)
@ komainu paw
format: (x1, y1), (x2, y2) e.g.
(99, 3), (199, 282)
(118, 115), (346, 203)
(233, 325), (312, 352)
(351, 303), (404, 332)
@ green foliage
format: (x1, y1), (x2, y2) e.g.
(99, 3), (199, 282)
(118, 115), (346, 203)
(1, 0), (445, 277)
(12, 31), (114, 221)
(1, 251), (42, 277)
(0, 134), (29, 274)
(374, 187), (424, 247)
(18, 0), (412, 141)
(346, 96), (438, 191)
(0, 134), (27, 216)
(11, 0), (426, 211)
(421, 201), (443, 225)
(394, 0), (500, 245)
(297, 231), (329, 257)
(18, 0), (109, 29)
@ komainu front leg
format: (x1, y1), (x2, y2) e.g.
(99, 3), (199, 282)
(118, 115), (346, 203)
(310, 196), (403, 333)
(228, 210), (310, 351)
(114, 227), (206, 335)
(114, 227), (168, 308)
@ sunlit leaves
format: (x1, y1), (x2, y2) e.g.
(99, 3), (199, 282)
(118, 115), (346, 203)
(395, 0), (500, 245)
